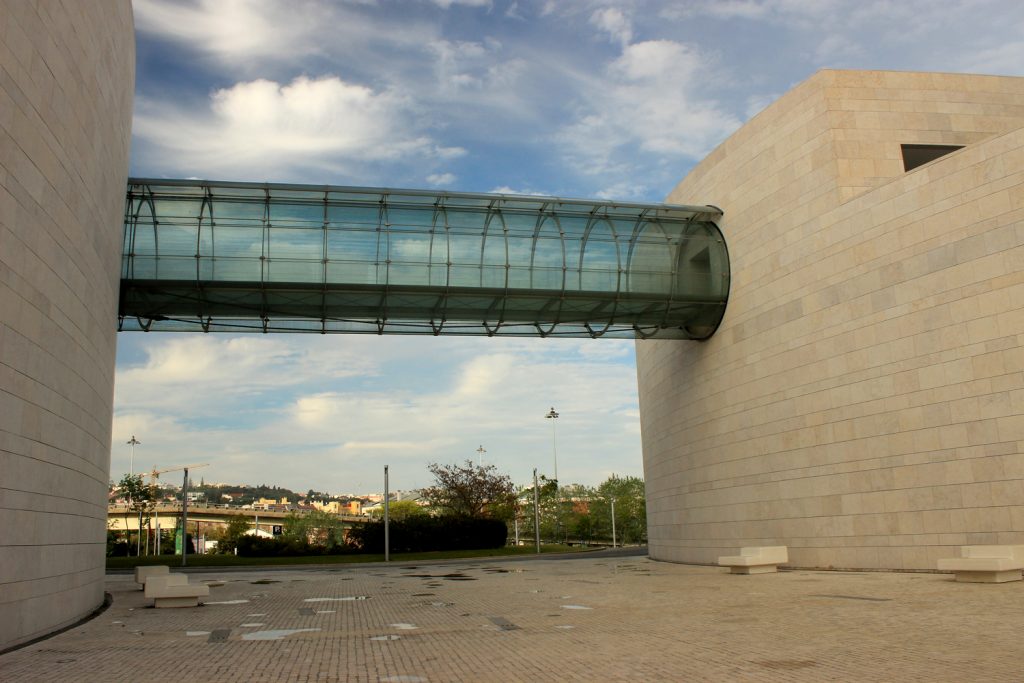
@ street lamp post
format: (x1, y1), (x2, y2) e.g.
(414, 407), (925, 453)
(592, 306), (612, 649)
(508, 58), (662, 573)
(610, 498), (617, 548)
(476, 444), (486, 467)
(126, 435), (140, 555)
(127, 435), (140, 477)
(532, 468), (540, 554)
(544, 407), (561, 543)
(384, 465), (390, 563)
(181, 466), (190, 567)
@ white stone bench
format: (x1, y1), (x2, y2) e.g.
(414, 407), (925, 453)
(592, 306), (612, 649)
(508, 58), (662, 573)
(718, 546), (789, 574)
(937, 545), (1024, 583)
(134, 565), (169, 589)
(144, 574), (209, 607)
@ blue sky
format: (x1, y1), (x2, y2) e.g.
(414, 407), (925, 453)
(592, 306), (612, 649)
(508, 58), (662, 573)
(115, 0), (1024, 494)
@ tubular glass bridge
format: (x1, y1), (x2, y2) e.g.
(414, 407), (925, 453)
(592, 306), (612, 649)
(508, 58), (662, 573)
(120, 179), (729, 339)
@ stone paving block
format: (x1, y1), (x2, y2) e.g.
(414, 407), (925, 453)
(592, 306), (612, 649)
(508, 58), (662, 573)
(2, 554), (1023, 681)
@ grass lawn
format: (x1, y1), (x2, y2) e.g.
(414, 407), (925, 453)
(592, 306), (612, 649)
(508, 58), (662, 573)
(107, 544), (593, 569)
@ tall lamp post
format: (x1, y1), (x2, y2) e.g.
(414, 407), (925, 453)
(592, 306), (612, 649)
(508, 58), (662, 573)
(127, 435), (140, 477)
(544, 407), (561, 543)
(126, 435), (141, 555)
(476, 444), (486, 467)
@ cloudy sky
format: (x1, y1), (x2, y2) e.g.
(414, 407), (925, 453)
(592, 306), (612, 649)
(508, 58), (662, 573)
(115, 0), (1024, 494)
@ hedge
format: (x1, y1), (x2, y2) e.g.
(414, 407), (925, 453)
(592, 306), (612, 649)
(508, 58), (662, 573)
(347, 515), (507, 554)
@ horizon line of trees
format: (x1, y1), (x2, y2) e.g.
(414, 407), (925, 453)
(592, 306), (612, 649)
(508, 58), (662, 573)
(108, 462), (646, 557)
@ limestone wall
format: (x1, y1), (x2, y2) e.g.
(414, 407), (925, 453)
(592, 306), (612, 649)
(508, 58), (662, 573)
(0, 1), (134, 648)
(639, 70), (1024, 570)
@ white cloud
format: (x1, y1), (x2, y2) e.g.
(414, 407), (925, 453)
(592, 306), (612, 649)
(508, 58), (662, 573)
(426, 172), (457, 186)
(594, 182), (650, 201)
(590, 7), (633, 47)
(133, 75), (464, 180)
(429, 0), (492, 7)
(558, 39), (741, 176)
(489, 185), (552, 196)
(132, 0), (324, 63)
(132, 0), (438, 74)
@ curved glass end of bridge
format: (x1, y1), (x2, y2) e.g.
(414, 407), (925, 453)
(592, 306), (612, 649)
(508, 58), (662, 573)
(120, 179), (729, 339)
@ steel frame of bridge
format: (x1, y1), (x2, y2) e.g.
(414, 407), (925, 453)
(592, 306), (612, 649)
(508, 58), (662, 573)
(120, 179), (730, 339)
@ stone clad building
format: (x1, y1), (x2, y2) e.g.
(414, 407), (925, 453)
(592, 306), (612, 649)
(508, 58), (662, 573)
(2, 1), (1024, 651)
(640, 70), (1024, 571)
(0, 1), (134, 649)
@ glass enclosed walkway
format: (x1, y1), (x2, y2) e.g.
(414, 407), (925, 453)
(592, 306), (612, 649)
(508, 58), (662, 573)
(120, 179), (729, 339)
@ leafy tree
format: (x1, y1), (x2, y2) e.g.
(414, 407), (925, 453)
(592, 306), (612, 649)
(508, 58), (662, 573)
(117, 473), (157, 556)
(596, 475), (647, 544)
(283, 509), (347, 551)
(516, 475), (560, 542)
(368, 499), (427, 521)
(205, 514), (251, 554)
(421, 460), (516, 519)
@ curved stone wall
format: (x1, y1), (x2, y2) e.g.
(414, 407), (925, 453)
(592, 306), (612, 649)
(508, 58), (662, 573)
(639, 70), (1024, 570)
(0, 1), (134, 649)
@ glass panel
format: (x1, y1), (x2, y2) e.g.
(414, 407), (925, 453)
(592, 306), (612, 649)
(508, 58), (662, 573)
(155, 256), (197, 280)
(387, 207), (436, 230)
(502, 211), (539, 237)
(327, 204), (380, 229)
(212, 226), (263, 261)
(132, 221), (158, 257)
(449, 264), (482, 288)
(326, 261), (381, 285)
(506, 236), (533, 289)
(388, 232), (431, 286)
(446, 209), (489, 231)
(152, 198), (203, 225)
(449, 232), (481, 266)
(268, 226), (322, 260)
(327, 228), (378, 262)
(209, 256), (261, 281)
(270, 201), (322, 228)
(628, 221), (672, 294)
(532, 217), (563, 290)
(580, 218), (619, 292)
(268, 259), (322, 283)
(481, 224), (507, 288)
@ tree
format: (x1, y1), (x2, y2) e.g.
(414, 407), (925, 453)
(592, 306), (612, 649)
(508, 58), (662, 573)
(596, 475), (647, 544)
(421, 460), (516, 519)
(517, 475), (560, 542)
(283, 509), (347, 551)
(206, 514), (251, 554)
(117, 473), (157, 556)
(368, 499), (427, 521)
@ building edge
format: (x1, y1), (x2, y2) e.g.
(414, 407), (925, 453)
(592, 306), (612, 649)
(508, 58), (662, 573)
(0, 1), (134, 649)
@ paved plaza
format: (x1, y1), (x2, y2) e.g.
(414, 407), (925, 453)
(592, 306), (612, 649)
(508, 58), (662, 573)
(1, 551), (1020, 682)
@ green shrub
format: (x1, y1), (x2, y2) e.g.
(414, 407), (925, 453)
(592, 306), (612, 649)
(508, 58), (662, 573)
(236, 535), (325, 557)
(347, 515), (507, 553)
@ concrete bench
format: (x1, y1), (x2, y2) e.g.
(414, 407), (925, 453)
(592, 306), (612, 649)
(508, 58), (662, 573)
(718, 546), (788, 574)
(134, 565), (169, 589)
(144, 574), (209, 607)
(937, 545), (1024, 583)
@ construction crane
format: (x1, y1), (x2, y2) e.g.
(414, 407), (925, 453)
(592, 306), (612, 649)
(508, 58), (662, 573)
(147, 462), (209, 486)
